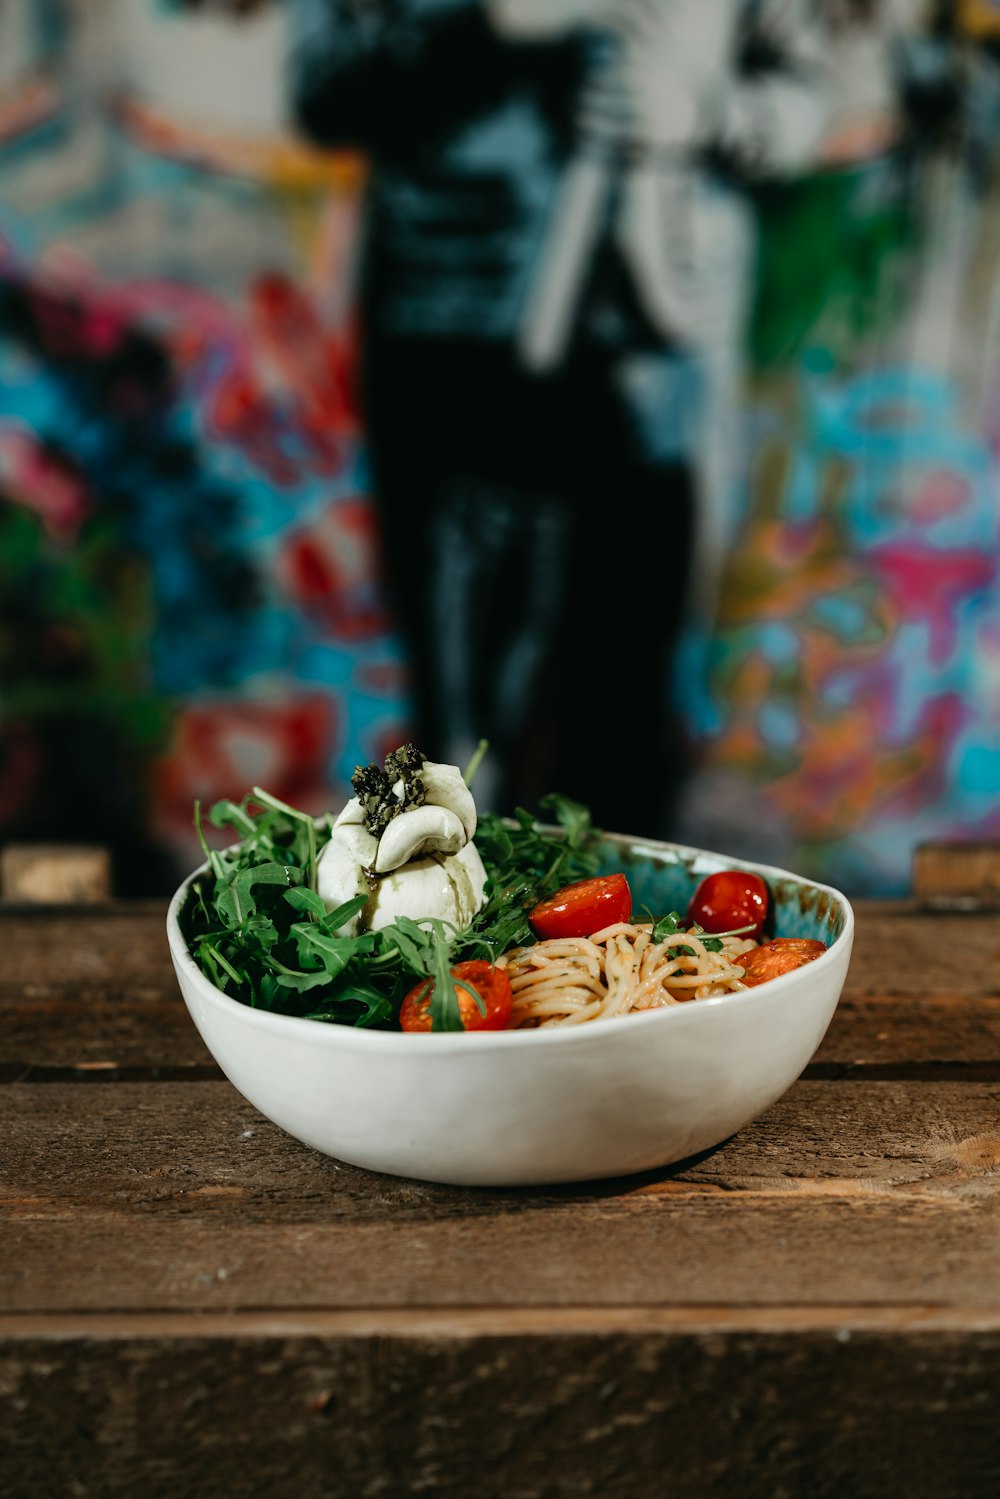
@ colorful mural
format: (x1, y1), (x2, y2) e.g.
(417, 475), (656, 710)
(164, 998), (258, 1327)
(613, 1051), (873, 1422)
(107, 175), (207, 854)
(3, 1), (1000, 897)
(676, 9), (1000, 894)
(0, 0), (408, 890)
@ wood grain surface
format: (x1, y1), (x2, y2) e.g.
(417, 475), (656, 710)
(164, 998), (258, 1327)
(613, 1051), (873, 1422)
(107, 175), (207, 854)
(3, 1317), (998, 1499)
(2, 901), (999, 1498)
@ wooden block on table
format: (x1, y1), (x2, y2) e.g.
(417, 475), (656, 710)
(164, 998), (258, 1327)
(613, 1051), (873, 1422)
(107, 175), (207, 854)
(913, 840), (1000, 910)
(0, 843), (112, 904)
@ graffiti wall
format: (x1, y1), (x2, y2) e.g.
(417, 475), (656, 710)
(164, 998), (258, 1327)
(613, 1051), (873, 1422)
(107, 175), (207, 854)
(2, 1), (1000, 897)
(675, 4), (1000, 895)
(0, 0), (408, 891)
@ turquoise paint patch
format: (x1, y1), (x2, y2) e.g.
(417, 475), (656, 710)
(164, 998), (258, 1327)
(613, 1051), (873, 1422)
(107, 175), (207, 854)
(757, 622), (799, 665)
(959, 743), (1000, 796)
(759, 700), (800, 751)
(811, 592), (869, 638)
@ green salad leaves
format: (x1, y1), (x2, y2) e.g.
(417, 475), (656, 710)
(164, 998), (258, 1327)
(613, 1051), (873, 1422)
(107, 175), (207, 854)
(180, 786), (601, 1032)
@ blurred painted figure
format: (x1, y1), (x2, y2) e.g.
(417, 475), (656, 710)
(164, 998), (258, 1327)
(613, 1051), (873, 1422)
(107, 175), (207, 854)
(291, 0), (833, 828)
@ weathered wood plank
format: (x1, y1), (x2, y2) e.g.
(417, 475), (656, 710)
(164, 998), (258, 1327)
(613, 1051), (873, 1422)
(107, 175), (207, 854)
(6, 1303), (1000, 1337)
(0, 992), (213, 1077)
(2, 1081), (998, 1313)
(2, 903), (999, 1076)
(914, 838), (1000, 909)
(811, 989), (1000, 1074)
(8, 1209), (996, 1313)
(1, 1313), (998, 1499)
(0, 843), (112, 903)
(6, 1079), (1000, 1217)
(0, 904), (168, 988)
(0, 905), (211, 1075)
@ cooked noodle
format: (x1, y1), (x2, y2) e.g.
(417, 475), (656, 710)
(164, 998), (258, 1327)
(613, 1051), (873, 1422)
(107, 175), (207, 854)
(498, 922), (759, 1029)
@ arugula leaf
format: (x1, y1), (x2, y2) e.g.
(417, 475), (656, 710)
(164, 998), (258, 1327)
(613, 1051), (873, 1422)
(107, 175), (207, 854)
(207, 799), (258, 840)
(196, 940), (244, 992)
(540, 792), (592, 849)
(377, 916), (435, 973)
(283, 887), (329, 919)
(426, 920), (464, 1032)
(274, 967), (342, 993)
(194, 800), (229, 883)
(651, 911), (686, 942)
(650, 909), (737, 956)
(251, 785), (318, 894)
(304, 982), (394, 1028)
(215, 861), (301, 930)
(290, 921), (375, 983)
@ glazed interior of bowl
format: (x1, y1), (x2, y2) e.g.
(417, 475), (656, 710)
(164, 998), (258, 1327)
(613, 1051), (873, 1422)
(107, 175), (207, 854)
(589, 832), (846, 948)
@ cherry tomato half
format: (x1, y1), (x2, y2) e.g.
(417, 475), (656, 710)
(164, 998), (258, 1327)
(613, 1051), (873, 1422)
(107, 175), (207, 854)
(736, 938), (826, 988)
(687, 870), (769, 940)
(529, 873), (632, 940)
(399, 959), (513, 1033)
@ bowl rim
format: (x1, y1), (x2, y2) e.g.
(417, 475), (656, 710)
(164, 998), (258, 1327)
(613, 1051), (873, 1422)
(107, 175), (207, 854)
(166, 829), (855, 1054)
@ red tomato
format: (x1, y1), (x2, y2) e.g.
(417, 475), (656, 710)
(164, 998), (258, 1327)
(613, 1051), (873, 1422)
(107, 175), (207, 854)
(687, 870), (769, 939)
(529, 873), (632, 940)
(399, 959), (513, 1032)
(737, 938), (826, 988)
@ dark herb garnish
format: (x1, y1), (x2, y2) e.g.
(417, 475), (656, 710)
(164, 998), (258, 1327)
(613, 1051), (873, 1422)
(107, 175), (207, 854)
(351, 742), (427, 838)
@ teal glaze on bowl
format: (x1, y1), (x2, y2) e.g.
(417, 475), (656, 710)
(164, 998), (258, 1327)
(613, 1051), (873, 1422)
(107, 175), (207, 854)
(597, 834), (846, 945)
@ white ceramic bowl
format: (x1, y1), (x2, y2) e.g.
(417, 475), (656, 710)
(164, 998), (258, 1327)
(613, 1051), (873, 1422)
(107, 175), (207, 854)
(166, 832), (854, 1186)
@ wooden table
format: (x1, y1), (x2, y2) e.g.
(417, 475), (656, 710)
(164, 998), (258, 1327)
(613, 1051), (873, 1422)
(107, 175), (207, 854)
(2, 898), (999, 1497)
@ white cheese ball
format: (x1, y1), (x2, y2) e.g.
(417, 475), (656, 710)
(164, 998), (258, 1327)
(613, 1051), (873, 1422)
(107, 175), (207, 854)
(316, 823), (378, 935)
(362, 840), (488, 933)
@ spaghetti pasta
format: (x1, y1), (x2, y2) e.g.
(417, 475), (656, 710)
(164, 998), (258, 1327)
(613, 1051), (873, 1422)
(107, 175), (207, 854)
(498, 921), (760, 1029)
